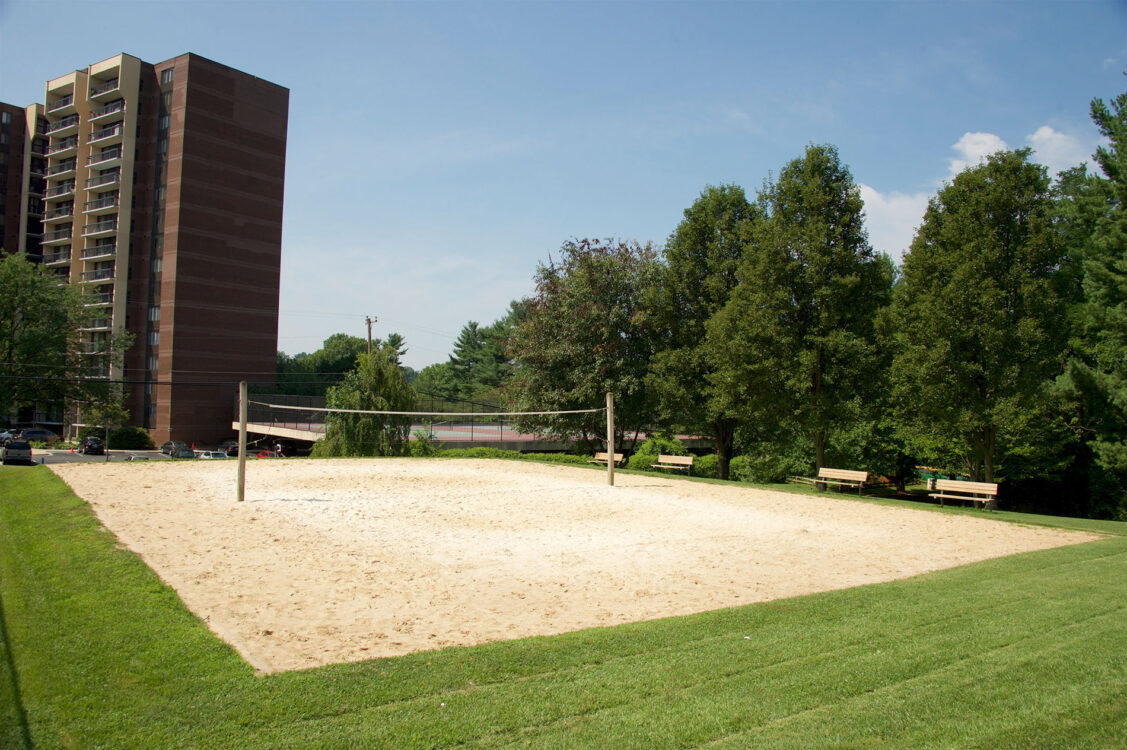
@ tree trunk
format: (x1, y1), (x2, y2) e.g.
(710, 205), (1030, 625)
(715, 418), (734, 480)
(983, 427), (996, 483)
(813, 431), (826, 491)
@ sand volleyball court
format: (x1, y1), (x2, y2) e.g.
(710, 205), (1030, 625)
(51, 458), (1097, 673)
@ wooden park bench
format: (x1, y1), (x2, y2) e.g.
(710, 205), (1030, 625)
(589, 452), (625, 467)
(653, 454), (694, 472)
(929, 478), (999, 510)
(788, 467), (869, 494)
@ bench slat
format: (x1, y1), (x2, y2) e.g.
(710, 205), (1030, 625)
(933, 479), (998, 495)
(654, 454), (694, 471)
(819, 468), (868, 482)
(787, 467), (867, 493)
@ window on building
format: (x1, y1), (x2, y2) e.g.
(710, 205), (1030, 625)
(160, 68), (174, 85)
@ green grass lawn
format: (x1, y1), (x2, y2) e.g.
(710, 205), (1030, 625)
(2, 465), (1126, 749)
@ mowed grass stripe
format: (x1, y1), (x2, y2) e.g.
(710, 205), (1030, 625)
(451, 580), (1127, 748)
(193, 540), (1126, 745)
(2, 466), (1126, 748)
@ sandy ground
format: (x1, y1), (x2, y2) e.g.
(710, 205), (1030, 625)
(51, 458), (1098, 674)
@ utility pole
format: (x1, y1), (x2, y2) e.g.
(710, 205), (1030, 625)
(365, 315), (377, 354)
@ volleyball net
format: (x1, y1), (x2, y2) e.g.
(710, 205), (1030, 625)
(234, 386), (618, 500)
(242, 398), (606, 444)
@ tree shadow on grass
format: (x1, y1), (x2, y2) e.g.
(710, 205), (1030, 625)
(0, 586), (33, 750)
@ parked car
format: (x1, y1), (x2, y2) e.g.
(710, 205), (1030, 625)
(17, 428), (59, 444)
(197, 450), (228, 459)
(81, 436), (105, 455)
(0, 429), (16, 446)
(173, 446), (197, 459)
(1, 440), (34, 466)
(161, 441), (189, 455)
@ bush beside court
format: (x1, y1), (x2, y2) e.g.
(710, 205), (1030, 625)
(2, 465), (1126, 748)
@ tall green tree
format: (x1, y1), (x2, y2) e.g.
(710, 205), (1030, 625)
(0, 254), (82, 419)
(889, 149), (1067, 482)
(0, 253), (131, 425)
(311, 343), (416, 457)
(707, 145), (891, 470)
(447, 319), (511, 400)
(507, 239), (662, 448)
(647, 185), (762, 479)
(1054, 77), (1127, 515)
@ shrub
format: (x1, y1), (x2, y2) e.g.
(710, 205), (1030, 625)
(440, 447), (523, 460)
(691, 453), (719, 478)
(409, 426), (441, 457)
(633, 432), (688, 457)
(108, 426), (155, 450)
(523, 453), (591, 466)
(629, 432), (688, 471)
(627, 452), (658, 471)
(730, 454), (804, 484)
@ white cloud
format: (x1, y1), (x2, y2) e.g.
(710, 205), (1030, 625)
(1025, 125), (1095, 175)
(859, 184), (930, 262)
(948, 132), (1009, 178)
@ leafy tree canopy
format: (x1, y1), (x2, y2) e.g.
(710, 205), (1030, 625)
(647, 184), (762, 478)
(889, 149), (1067, 482)
(707, 144), (891, 470)
(507, 238), (662, 448)
(311, 343), (416, 457)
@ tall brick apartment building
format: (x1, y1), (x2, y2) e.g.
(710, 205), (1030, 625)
(2, 53), (288, 444)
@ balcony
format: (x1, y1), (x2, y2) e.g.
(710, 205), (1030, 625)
(83, 195), (119, 214)
(47, 137), (79, 157)
(46, 115), (80, 135)
(82, 218), (118, 237)
(47, 161), (77, 178)
(88, 123), (122, 145)
(27, 179), (46, 197)
(46, 182), (76, 198)
(88, 78), (119, 100)
(30, 142), (48, 158)
(80, 267), (114, 283)
(81, 318), (113, 331)
(43, 249), (72, 265)
(90, 99), (125, 121)
(84, 290), (113, 307)
(81, 242), (116, 260)
(46, 94), (75, 114)
(29, 161), (47, 177)
(85, 172), (120, 189)
(86, 148), (122, 169)
(43, 206), (74, 222)
(43, 227), (73, 244)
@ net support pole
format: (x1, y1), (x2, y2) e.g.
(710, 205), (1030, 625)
(606, 391), (615, 486)
(237, 380), (247, 502)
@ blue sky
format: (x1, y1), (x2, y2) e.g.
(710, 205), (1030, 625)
(2, 0), (1125, 370)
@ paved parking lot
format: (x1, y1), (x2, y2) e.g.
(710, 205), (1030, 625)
(23, 449), (170, 465)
